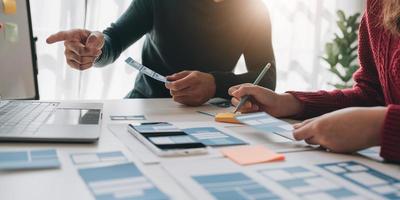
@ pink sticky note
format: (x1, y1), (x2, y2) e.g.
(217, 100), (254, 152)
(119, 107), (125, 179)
(221, 145), (285, 166)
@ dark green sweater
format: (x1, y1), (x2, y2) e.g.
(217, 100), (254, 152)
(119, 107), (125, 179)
(96, 0), (276, 99)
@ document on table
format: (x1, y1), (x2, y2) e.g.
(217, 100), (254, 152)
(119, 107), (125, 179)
(193, 172), (280, 200)
(259, 166), (368, 199)
(125, 57), (169, 83)
(0, 149), (60, 170)
(78, 163), (169, 200)
(235, 112), (295, 140)
(183, 127), (246, 147)
(110, 115), (146, 121)
(318, 161), (400, 199)
(71, 151), (127, 166)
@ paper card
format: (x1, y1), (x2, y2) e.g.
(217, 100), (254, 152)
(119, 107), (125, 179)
(110, 115), (146, 121)
(0, 149), (60, 170)
(183, 127), (247, 147)
(221, 145), (285, 165)
(78, 163), (169, 200)
(235, 112), (295, 140)
(4, 22), (18, 43)
(2, 0), (16, 14)
(71, 151), (127, 165)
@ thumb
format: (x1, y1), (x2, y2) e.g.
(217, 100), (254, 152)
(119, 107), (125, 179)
(167, 71), (191, 81)
(85, 31), (104, 49)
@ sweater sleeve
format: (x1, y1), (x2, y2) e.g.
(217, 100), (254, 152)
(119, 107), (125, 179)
(211, 3), (276, 99)
(95, 0), (153, 67)
(380, 105), (400, 162)
(286, 14), (385, 119)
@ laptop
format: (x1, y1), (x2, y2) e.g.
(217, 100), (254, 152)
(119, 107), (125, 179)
(0, 100), (103, 142)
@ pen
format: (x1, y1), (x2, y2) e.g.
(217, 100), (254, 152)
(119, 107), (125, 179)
(233, 63), (272, 114)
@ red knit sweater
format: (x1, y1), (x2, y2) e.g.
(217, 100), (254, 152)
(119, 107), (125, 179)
(289, 0), (400, 162)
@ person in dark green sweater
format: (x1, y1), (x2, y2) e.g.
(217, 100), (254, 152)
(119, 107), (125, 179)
(47, 0), (276, 106)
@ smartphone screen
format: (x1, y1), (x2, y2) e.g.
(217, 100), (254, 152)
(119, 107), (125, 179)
(129, 123), (206, 150)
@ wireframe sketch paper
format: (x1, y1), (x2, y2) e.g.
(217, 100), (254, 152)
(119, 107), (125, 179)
(125, 57), (169, 83)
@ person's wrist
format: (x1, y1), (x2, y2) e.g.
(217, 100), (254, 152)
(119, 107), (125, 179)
(276, 93), (303, 117)
(368, 107), (388, 146)
(207, 73), (217, 98)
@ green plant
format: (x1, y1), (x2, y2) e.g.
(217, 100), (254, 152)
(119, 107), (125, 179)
(322, 10), (361, 89)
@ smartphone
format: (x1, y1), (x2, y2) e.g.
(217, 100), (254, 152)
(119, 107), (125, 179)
(128, 122), (208, 157)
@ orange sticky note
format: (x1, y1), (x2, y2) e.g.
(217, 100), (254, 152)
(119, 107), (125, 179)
(221, 145), (285, 165)
(215, 113), (241, 124)
(2, 0), (16, 14)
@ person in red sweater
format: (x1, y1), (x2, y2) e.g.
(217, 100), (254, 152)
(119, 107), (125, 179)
(229, 0), (400, 162)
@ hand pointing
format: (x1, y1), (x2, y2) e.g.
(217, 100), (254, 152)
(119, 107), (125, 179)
(47, 29), (105, 70)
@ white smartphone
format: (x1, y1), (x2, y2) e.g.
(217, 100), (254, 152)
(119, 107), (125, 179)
(128, 122), (208, 157)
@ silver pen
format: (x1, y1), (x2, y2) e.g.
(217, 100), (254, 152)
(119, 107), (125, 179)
(233, 63), (272, 113)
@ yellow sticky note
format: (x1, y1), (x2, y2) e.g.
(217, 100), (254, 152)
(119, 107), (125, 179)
(215, 113), (241, 124)
(221, 145), (285, 166)
(4, 22), (18, 42)
(2, 0), (16, 14)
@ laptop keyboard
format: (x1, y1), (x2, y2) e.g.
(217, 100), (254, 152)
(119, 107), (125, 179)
(0, 101), (59, 135)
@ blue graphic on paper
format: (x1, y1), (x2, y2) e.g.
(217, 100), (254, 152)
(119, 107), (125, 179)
(235, 112), (294, 140)
(79, 163), (169, 200)
(193, 172), (280, 200)
(0, 149), (60, 170)
(259, 166), (364, 199)
(183, 127), (246, 147)
(318, 161), (400, 199)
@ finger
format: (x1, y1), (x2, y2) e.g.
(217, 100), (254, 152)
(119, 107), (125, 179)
(64, 41), (85, 55)
(293, 123), (315, 141)
(85, 31), (104, 49)
(228, 85), (242, 96)
(231, 97), (256, 112)
(65, 41), (102, 57)
(170, 87), (193, 97)
(65, 50), (85, 65)
(293, 118), (317, 129)
(66, 59), (80, 69)
(168, 73), (197, 91)
(47, 29), (90, 44)
(167, 71), (191, 81)
(305, 137), (320, 146)
(231, 85), (265, 100)
(79, 63), (94, 70)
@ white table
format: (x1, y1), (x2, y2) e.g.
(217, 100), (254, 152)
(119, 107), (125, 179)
(0, 99), (398, 200)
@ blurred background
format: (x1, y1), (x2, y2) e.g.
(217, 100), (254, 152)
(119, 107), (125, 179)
(30, 0), (365, 100)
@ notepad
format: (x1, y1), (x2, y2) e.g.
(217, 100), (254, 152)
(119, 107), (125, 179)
(4, 22), (18, 43)
(221, 145), (285, 165)
(2, 0), (16, 15)
(0, 149), (60, 170)
(215, 113), (241, 124)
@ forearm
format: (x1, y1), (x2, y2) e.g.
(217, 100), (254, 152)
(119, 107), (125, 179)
(287, 86), (385, 120)
(95, 0), (152, 67)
